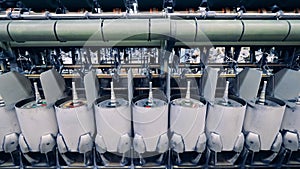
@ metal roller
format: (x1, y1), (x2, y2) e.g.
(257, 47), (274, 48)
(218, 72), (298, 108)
(8, 20), (57, 42)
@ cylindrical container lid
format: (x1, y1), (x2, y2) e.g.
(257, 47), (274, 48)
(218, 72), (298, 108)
(134, 98), (167, 108)
(56, 98), (87, 109)
(255, 96), (285, 107)
(97, 98), (128, 108)
(215, 98), (243, 107)
(171, 94), (206, 107)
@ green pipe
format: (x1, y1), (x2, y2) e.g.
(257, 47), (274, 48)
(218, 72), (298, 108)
(241, 20), (289, 41)
(0, 21), (11, 41)
(196, 20), (243, 42)
(8, 20), (57, 42)
(285, 20), (300, 41)
(55, 20), (102, 42)
(0, 19), (297, 44)
(102, 19), (149, 41)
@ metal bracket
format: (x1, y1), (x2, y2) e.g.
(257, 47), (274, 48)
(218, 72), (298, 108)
(163, 0), (174, 13)
(125, 0), (138, 14)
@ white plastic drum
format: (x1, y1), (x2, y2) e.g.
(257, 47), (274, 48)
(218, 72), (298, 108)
(281, 103), (300, 136)
(206, 97), (246, 151)
(15, 98), (58, 152)
(170, 97), (207, 151)
(0, 103), (20, 151)
(95, 96), (131, 152)
(243, 97), (286, 150)
(55, 97), (95, 152)
(133, 96), (168, 152)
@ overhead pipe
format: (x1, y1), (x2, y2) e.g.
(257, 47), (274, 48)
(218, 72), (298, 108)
(2, 12), (300, 20)
(1, 19), (300, 43)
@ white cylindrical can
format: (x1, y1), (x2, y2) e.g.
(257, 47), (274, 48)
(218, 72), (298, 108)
(243, 97), (286, 150)
(55, 97), (95, 152)
(206, 96), (246, 151)
(0, 104), (20, 151)
(281, 104), (300, 135)
(170, 96), (207, 151)
(15, 97), (58, 152)
(132, 94), (168, 152)
(95, 96), (131, 152)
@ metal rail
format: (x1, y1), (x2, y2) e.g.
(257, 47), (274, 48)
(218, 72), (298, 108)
(2, 12), (300, 20)
(24, 73), (271, 79)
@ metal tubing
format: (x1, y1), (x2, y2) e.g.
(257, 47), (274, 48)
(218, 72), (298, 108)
(196, 20), (243, 42)
(102, 19), (149, 41)
(2, 12), (300, 20)
(7, 20), (57, 42)
(55, 20), (102, 42)
(285, 20), (300, 41)
(0, 21), (12, 41)
(241, 20), (290, 41)
(0, 19), (298, 43)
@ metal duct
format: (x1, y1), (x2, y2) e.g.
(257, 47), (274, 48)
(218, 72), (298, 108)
(55, 20), (102, 42)
(241, 20), (289, 41)
(285, 20), (300, 41)
(0, 21), (12, 41)
(196, 20), (243, 42)
(102, 19), (149, 41)
(1, 19), (299, 43)
(8, 20), (57, 42)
